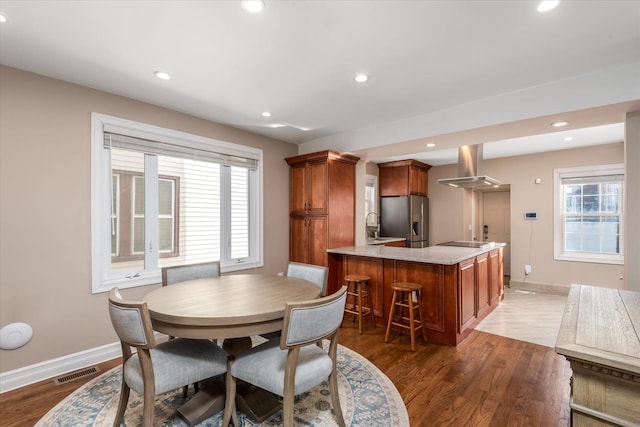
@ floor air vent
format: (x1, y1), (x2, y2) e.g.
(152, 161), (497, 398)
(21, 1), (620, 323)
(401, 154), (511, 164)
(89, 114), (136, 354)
(53, 366), (100, 385)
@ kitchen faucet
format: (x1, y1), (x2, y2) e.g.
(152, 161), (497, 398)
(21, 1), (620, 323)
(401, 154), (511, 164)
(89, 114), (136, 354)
(365, 212), (379, 238)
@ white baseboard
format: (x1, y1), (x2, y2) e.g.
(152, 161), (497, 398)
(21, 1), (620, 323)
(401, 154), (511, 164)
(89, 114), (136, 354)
(0, 341), (121, 394)
(0, 333), (169, 394)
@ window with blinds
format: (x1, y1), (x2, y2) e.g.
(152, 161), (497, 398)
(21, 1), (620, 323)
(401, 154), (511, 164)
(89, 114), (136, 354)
(554, 164), (624, 264)
(91, 113), (263, 293)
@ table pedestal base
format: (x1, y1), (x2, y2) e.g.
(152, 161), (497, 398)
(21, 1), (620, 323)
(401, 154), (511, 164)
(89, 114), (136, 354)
(177, 337), (282, 425)
(235, 383), (282, 423)
(177, 380), (225, 426)
(176, 379), (282, 425)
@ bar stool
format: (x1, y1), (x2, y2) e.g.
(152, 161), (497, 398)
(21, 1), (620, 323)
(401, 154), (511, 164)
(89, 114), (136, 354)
(343, 274), (376, 334)
(385, 282), (425, 351)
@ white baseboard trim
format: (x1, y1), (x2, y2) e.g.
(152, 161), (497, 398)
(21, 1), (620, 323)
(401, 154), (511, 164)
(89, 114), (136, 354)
(0, 341), (121, 394)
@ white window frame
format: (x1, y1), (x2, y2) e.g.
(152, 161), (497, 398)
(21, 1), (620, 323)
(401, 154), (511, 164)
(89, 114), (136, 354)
(365, 174), (378, 225)
(553, 164), (624, 265)
(91, 113), (263, 293)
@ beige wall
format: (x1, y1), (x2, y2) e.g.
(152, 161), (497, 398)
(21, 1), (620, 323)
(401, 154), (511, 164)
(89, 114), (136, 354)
(429, 143), (626, 291)
(0, 66), (297, 372)
(625, 111), (640, 292)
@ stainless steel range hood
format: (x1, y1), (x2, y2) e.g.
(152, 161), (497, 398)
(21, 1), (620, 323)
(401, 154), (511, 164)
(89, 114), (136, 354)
(437, 144), (501, 188)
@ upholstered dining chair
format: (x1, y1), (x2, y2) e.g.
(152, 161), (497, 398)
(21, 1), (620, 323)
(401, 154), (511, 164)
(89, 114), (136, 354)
(161, 260), (222, 396)
(221, 286), (348, 427)
(108, 287), (232, 427)
(161, 260), (221, 286)
(286, 261), (329, 297)
(260, 262), (329, 342)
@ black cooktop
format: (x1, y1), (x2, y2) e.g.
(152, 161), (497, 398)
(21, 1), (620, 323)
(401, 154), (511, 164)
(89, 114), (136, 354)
(437, 241), (492, 249)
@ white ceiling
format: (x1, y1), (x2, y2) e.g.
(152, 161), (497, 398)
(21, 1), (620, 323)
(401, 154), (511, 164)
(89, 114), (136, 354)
(1, 1), (639, 165)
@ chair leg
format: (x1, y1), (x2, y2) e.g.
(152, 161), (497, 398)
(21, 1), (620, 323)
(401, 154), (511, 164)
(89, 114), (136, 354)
(357, 283), (363, 334)
(408, 293), (416, 351)
(283, 387), (295, 427)
(328, 371), (345, 427)
(113, 378), (130, 427)
(385, 290), (398, 343)
(142, 384), (155, 427)
(366, 284), (376, 328)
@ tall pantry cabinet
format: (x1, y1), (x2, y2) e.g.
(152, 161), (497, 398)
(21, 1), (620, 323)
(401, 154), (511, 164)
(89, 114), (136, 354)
(285, 150), (360, 266)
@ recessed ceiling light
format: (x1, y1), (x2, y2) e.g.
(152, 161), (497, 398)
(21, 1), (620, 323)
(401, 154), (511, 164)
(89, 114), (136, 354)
(552, 121), (569, 127)
(537, 1), (560, 12)
(354, 74), (369, 83)
(426, 143), (436, 148)
(0, 13), (8, 23)
(564, 136), (573, 142)
(241, 0), (265, 13)
(261, 111), (272, 117)
(154, 71), (171, 80)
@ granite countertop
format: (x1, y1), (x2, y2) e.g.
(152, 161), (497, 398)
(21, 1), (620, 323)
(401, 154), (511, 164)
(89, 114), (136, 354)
(327, 243), (505, 265)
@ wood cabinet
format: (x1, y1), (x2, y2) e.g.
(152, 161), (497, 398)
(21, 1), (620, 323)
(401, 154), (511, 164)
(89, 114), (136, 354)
(327, 247), (504, 345)
(286, 150), (359, 266)
(476, 252), (490, 317)
(457, 250), (497, 336)
(489, 248), (504, 305)
(378, 159), (432, 196)
(458, 257), (477, 333)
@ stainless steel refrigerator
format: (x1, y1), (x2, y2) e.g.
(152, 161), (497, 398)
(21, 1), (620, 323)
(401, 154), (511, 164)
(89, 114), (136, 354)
(379, 195), (429, 248)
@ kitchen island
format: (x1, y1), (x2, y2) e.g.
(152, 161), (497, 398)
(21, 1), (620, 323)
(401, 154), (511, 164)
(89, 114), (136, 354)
(327, 244), (504, 345)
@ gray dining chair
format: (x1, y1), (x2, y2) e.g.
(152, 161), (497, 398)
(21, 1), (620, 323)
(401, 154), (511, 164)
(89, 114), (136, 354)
(260, 262), (329, 342)
(221, 286), (348, 427)
(161, 261), (221, 286)
(108, 287), (232, 427)
(286, 261), (329, 297)
(161, 260), (222, 396)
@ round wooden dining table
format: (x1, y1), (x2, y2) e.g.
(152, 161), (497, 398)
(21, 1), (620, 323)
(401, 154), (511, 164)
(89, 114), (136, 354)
(144, 273), (322, 425)
(144, 274), (322, 340)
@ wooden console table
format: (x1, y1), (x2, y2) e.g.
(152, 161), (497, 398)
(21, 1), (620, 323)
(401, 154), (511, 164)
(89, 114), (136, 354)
(555, 284), (640, 426)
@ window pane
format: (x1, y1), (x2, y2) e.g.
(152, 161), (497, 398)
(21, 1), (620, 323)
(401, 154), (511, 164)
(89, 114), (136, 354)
(159, 217), (173, 252)
(111, 174), (119, 256)
(158, 155), (220, 268)
(158, 178), (175, 254)
(600, 193), (619, 213)
(110, 148), (145, 272)
(133, 217), (145, 253)
(158, 179), (173, 216)
(132, 176), (145, 254)
(582, 195), (599, 212)
(560, 176), (622, 258)
(230, 166), (249, 259)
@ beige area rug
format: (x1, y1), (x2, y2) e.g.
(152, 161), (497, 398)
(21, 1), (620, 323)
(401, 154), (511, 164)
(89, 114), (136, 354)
(36, 343), (408, 426)
(475, 287), (568, 348)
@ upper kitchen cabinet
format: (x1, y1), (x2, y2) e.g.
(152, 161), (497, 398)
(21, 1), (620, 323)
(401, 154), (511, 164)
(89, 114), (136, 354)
(378, 160), (432, 196)
(288, 159), (328, 215)
(286, 150), (360, 266)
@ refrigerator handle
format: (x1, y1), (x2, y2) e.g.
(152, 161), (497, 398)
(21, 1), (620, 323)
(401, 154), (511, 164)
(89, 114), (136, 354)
(412, 221), (419, 236)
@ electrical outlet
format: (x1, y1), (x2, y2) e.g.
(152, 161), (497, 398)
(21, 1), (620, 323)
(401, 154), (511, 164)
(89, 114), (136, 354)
(524, 264), (532, 275)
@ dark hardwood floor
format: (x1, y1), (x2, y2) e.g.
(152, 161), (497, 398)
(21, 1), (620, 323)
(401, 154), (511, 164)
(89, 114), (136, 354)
(0, 321), (571, 427)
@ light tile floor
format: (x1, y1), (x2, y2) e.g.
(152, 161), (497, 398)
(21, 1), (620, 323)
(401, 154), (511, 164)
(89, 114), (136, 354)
(475, 287), (568, 348)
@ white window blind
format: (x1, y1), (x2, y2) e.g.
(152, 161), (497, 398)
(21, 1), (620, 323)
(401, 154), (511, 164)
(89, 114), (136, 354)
(91, 113), (263, 293)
